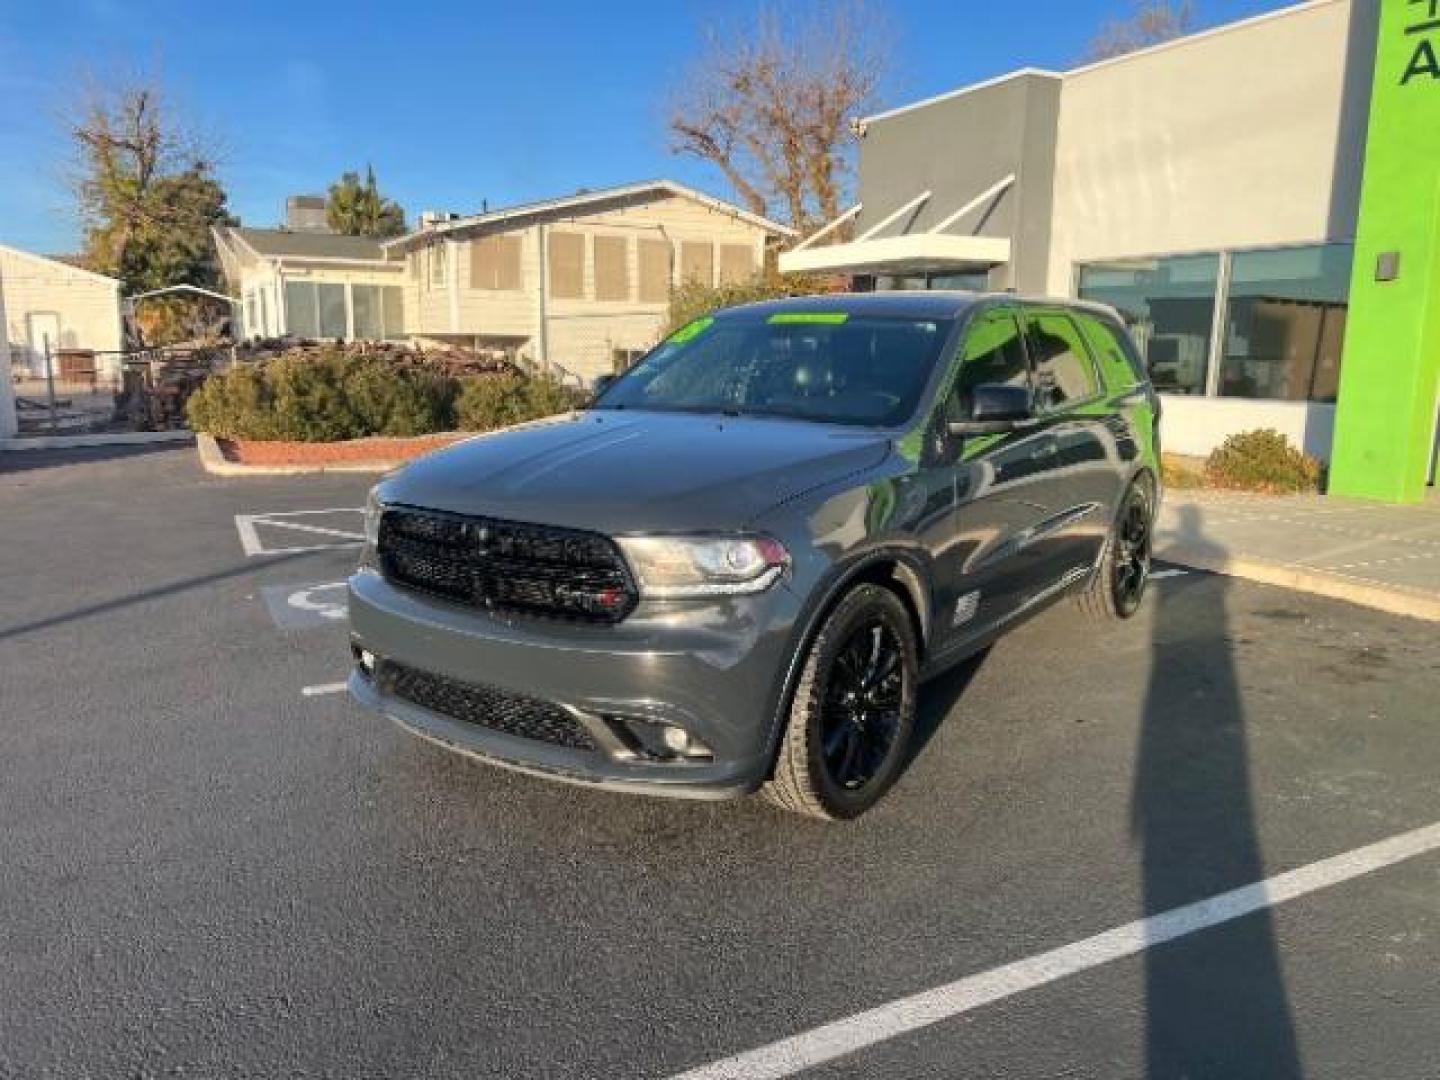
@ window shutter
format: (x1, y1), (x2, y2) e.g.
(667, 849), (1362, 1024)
(680, 241), (714, 286)
(594, 235), (629, 301)
(471, 234), (522, 291)
(638, 239), (672, 302)
(548, 231), (585, 299)
(719, 244), (755, 285)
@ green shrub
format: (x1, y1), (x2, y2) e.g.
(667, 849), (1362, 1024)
(455, 374), (583, 432)
(1204, 429), (1323, 494)
(186, 348), (457, 441)
(342, 355), (456, 437)
(665, 272), (831, 335)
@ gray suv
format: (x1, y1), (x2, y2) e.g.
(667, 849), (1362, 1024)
(348, 293), (1160, 819)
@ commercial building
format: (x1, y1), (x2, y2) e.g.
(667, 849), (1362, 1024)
(782, 0), (1438, 503)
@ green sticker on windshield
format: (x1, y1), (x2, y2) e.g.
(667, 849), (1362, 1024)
(669, 316), (714, 344)
(767, 312), (849, 325)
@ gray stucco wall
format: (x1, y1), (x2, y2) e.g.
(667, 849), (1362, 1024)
(857, 72), (1061, 293)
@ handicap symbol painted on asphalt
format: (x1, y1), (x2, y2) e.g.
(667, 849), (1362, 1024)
(260, 581), (349, 629)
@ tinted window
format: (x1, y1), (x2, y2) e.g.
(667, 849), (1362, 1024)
(598, 314), (952, 427)
(1025, 313), (1100, 414)
(1078, 313), (1147, 389)
(946, 309), (1030, 421)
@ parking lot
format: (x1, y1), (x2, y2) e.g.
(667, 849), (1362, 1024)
(3, 445), (1439, 1079)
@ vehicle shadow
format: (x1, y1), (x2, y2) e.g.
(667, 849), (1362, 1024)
(906, 646), (991, 771)
(1135, 505), (1300, 1077)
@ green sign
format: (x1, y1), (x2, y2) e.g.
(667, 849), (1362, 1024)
(1329, 0), (1440, 503)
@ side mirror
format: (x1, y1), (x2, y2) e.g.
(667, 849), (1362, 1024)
(947, 383), (1036, 436)
(591, 373), (617, 400)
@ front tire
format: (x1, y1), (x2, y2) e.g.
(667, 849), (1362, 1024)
(1077, 477), (1154, 620)
(762, 584), (919, 821)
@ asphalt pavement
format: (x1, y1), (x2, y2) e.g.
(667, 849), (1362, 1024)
(2, 446), (1438, 1079)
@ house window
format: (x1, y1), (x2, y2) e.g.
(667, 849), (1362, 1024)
(381, 286), (405, 339)
(680, 241), (714, 286)
(1217, 244), (1353, 403)
(284, 282), (320, 338)
(594, 236), (629, 301)
(317, 283), (347, 339)
(718, 243), (755, 285)
(352, 285), (382, 340)
(429, 243), (448, 290)
(1076, 254), (1220, 396)
(638, 239), (671, 303)
(471, 234), (522, 291)
(548, 231), (585, 299)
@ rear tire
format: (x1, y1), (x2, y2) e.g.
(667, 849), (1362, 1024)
(1077, 477), (1155, 620)
(762, 584), (919, 821)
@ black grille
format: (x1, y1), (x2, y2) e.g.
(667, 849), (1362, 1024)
(378, 506), (637, 622)
(380, 661), (597, 751)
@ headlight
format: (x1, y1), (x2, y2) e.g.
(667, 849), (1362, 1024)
(616, 535), (788, 599)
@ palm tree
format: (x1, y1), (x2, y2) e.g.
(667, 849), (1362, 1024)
(325, 165), (406, 238)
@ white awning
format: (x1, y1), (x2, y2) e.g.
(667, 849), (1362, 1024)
(779, 233), (1011, 276)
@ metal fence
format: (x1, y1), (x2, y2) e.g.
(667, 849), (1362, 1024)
(9, 342), (218, 436)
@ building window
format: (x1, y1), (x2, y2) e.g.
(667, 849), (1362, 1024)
(548, 231), (585, 299)
(870, 270), (990, 292)
(352, 285), (382, 340)
(1218, 244), (1353, 403)
(471, 234), (522, 291)
(637, 239), (671, 303)
(1076, 254), (1220, 396)
(593, 236), (629, 301)
(285, 282), (320, 338)
(317, 283), (347, 339)
(428, 243), (448, 290)
(381, 286), (404, 339)
(718, 243), (755, 285)
(680, 241), (714, 286)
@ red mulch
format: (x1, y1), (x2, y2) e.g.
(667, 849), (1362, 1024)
(218, 433), (467, 466)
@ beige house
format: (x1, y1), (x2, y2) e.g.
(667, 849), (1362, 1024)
(0, 242), (123, 380)
(384, 180), (794, 380)
(213, 225), (407, 342)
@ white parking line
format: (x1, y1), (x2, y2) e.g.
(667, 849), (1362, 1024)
(669, 820), (1440, 1080)
(301, 682), (349, 697)
(235, 508), (365, 557)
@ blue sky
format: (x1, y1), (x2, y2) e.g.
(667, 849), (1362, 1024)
(0, 0), (1291, 254)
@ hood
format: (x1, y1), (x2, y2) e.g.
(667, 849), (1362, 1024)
(380, 410), (892, 534)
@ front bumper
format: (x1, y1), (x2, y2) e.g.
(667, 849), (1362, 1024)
(346, 569), (805, 799)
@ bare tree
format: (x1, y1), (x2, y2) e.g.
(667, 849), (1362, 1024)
(1084, 0), (1195, 63)
(668, 2), (888, 236)
(68, 71), (234, 296)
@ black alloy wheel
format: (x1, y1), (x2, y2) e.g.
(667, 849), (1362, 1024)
(1112, 487), (1153, 616)
(820, 621), (906, 790)
(763, 584), (919, 820)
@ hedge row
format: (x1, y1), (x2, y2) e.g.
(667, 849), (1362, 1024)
(186, 349), (585, 442)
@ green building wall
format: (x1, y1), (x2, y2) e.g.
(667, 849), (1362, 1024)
(1330, 0), (1440, 502)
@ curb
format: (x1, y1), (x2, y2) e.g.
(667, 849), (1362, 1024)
(1156, 542), (1440, 623)
(1, 430), (195, 451)
(194, 433), (407, 476)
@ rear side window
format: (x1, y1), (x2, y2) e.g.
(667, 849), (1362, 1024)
(945, 308), (1031, 421)
(1024, 312), (1100, 414)
(1078, 313), (1148, 390)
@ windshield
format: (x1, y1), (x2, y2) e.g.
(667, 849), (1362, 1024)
(597, 313), (954, 427)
